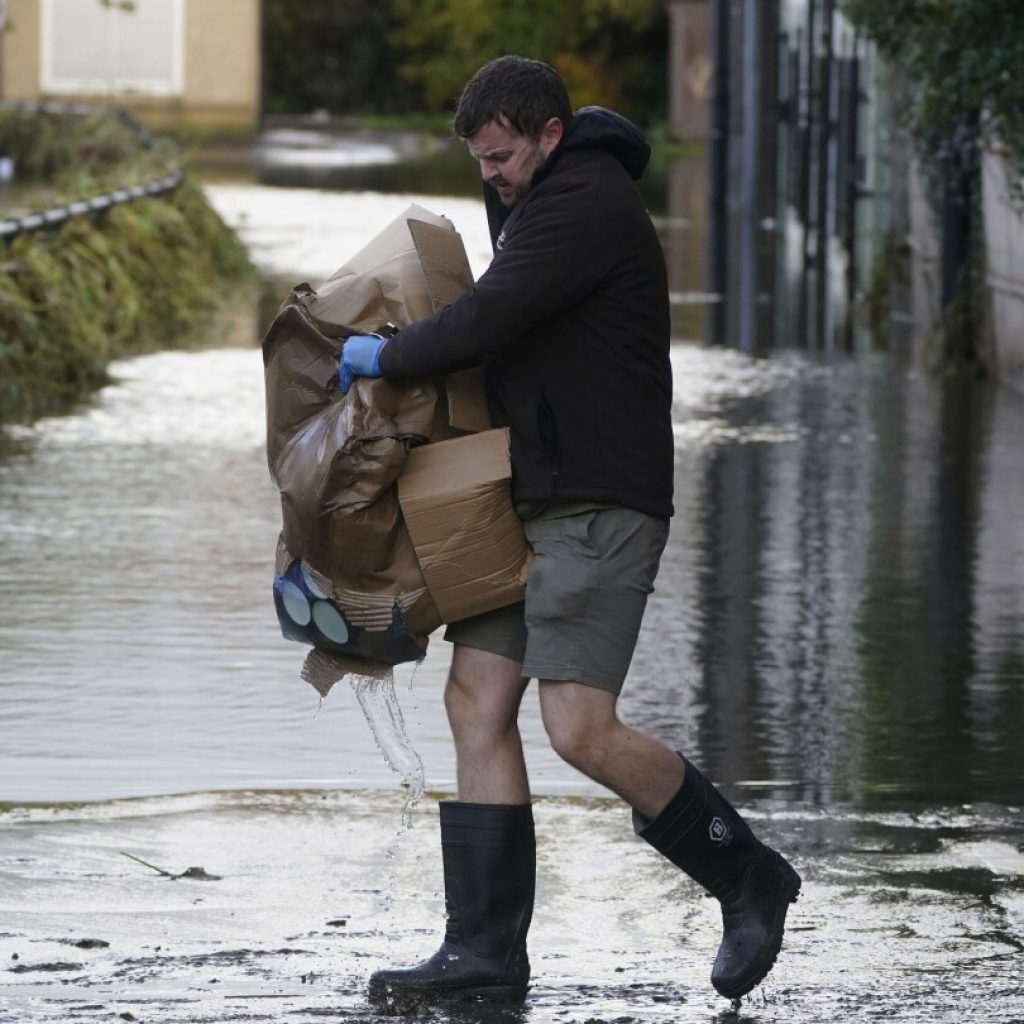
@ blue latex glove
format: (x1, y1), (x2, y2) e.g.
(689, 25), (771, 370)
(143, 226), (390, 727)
(339, 334), (387, 392)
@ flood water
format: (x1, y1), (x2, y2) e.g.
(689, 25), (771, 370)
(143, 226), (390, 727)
(1, 141), (1022, 1023)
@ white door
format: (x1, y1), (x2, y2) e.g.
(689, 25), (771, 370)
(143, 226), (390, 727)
(40, 0), (184, 97)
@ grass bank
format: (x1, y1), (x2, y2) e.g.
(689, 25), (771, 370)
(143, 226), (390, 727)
(0, 107), (254, 424)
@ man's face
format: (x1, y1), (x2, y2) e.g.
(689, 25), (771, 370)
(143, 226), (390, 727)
(467, 117), (562, 208)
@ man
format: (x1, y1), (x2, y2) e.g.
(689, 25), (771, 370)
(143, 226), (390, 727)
(340, 56), (800, 1007)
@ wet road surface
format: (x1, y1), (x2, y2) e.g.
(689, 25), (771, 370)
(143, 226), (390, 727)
(2, 790), (1022, 1024)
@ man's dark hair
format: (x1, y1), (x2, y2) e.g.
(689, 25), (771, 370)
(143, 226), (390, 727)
(454, 56), (573, 141)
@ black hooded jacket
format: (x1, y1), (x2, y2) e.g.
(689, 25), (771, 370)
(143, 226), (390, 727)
(378, 107), (674, 518)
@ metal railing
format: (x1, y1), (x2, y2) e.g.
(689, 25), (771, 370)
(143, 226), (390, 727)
(0, 100), (183, 241)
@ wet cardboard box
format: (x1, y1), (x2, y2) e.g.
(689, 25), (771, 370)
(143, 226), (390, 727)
(265, 204), (529, 672)
(398, 425), (530, 624)
(391, 213), (529, 625)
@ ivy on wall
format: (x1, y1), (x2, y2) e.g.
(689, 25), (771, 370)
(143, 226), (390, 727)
(843, 0), (1024, 372)
(842, 0), (1024, 183)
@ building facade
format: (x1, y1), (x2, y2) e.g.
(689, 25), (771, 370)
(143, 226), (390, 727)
(0, 0), (260, 131)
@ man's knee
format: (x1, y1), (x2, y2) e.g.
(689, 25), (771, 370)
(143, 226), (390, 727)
(443, 668), (492, 735)
(444, 645), (527, 737)
(543, 715), (595, 770)
(539, 681), (616, 771)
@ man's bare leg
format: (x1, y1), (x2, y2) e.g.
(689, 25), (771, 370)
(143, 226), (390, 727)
(537, 680), (683, 817)
(445, 644), (531, 804)
(367, 645), (535, 1006)
(537, 678), (800, 1000)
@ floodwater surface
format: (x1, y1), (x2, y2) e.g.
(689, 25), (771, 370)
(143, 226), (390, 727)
(1, 170), (1022, 1022)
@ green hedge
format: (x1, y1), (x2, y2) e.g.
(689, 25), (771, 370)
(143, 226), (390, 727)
(0, 109), (252, 423)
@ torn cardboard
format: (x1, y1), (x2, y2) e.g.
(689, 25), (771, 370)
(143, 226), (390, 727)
(398, 428), (529, 624)
(263, 204), (529, 676)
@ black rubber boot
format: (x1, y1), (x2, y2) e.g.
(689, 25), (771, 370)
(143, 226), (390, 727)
(633, 756), (801, 999)
(368, 801), (535, 1010)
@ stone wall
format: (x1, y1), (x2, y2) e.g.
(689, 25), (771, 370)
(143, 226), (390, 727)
(981, 148), (1024, 394)
(666, 0), (711, 140)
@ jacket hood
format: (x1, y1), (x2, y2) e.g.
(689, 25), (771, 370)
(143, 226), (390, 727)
(559, 106), (651, 180)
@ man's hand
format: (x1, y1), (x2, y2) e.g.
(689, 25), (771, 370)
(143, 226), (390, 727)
(339, 334), (387, 392)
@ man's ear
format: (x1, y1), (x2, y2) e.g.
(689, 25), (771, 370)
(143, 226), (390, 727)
(538, 116), (564, 157)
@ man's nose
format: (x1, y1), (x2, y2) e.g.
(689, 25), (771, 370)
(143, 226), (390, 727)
(480, 159), (501, 182)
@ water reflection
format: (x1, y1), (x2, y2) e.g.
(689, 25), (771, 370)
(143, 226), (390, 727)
(234, 127), (675, 217)
(256, 133), (482, 198)
(2, 333), (1020, 812)
(624, 352), (1024, 809)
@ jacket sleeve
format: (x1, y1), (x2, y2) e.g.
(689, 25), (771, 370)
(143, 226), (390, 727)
(378, 166), (611, 378)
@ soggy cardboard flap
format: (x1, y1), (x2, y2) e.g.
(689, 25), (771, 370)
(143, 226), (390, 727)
(408, 217), (474, 311)
(399, 427), (510, 495)
(313, 205), (465, 332)
(444, 366), (491, 434)
(398, 429), (529, 623)
(337, 203), (454, 278)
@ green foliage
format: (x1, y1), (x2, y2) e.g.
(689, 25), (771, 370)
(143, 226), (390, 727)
(842, 0), (1024, 171)
(861, 232), (910, 351)
(261, 0), (420, 116)
(260, 0), (667, 124)
(0, 108), (174, 198)
(0, 111), (253, 423)
(0, 178), (253, 423)
(391, 0), (668, 120)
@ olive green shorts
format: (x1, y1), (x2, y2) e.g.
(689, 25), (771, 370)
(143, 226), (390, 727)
(443, 503), (670, 694)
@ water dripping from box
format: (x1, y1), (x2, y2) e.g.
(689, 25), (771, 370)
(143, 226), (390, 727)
(350, 671), (425, 827)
